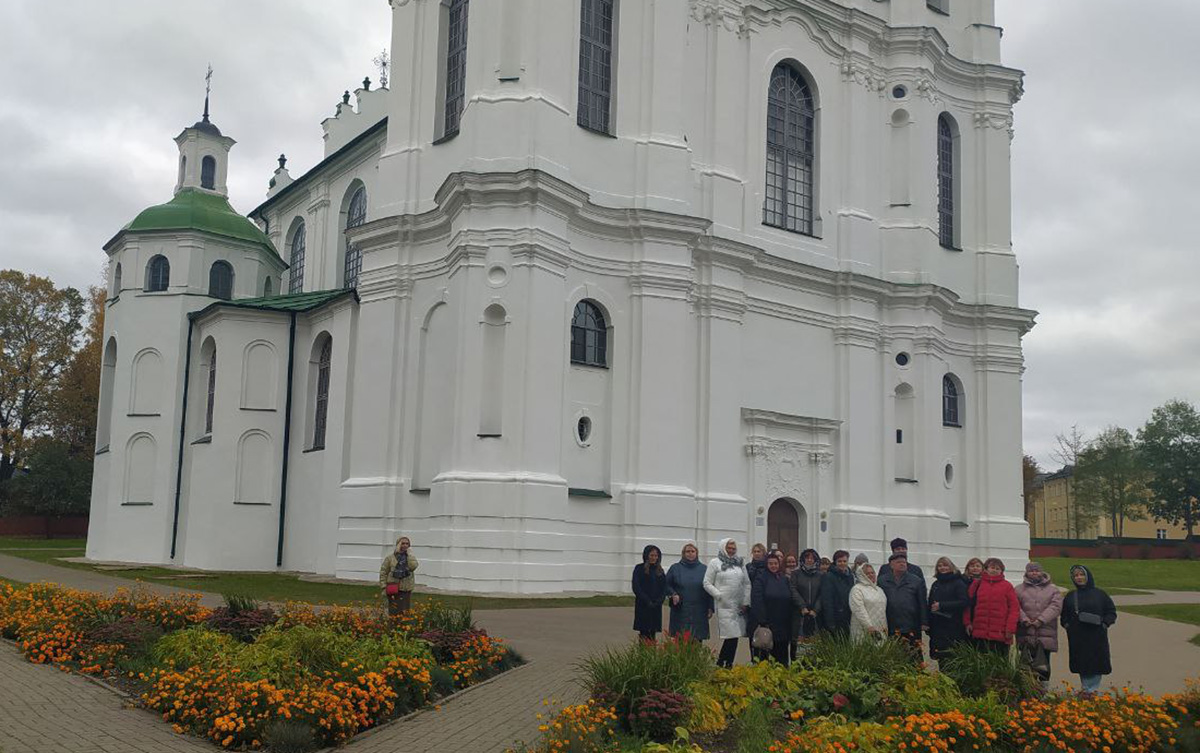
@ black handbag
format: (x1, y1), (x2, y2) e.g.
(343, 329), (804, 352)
(1077, 611), (1103, 626)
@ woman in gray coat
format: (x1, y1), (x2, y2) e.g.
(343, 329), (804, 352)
(665, 542), (714, 640)
(1015, 561), (1063, 684)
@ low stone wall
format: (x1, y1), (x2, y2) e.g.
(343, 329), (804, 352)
(1031, 536), (1197, 560)
(0, 516), (89, 538)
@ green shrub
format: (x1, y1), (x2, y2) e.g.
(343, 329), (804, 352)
(415, 600), (475, 633)
(429, 666), (456, 696)
(578, 637), (714, 718)
(782, 667), (881, 721)
(796, 632), (914, 679)
(878, 670), (1008, 728)
(940, 641), (1041, 704)
(733, 699), (778, 753)
(261, 719), (318, 753)
(237, 624), (359, 684)
(150, 626), (239, 670)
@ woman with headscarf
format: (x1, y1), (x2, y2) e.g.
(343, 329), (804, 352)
(704, 538), (752, 668)
(789, 549), (823, 650)
(849, 562), (888, 642)
(750, 551), (793, 664)
(631, 545), (667, 641)
(665, 542), (714, 641)
(927, 556), (970, 663)
(379, 536), (419, 615)
(1015, 561), (1062, 685)
(965, 557), (1019, 654)
(1061, 564), (1117, 694)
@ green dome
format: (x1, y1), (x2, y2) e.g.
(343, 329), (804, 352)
(126, 188), (275, 253)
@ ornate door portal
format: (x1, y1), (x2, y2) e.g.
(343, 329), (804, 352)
(768, 498), (801, 556)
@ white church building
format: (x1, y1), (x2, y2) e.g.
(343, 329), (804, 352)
(87, 0), (1033, 594)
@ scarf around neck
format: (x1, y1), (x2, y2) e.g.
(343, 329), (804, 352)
(716, 539), (744, 571)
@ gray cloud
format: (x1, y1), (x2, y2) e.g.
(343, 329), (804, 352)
(1, 1), (1192, 470)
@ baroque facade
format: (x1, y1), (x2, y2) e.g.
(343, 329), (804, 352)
(87, 0), (1034, 593)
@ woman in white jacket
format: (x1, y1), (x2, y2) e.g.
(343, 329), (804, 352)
(704, 538), (751, 668)
(849, 562), (888, 643)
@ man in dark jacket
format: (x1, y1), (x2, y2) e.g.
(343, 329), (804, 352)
(878, 553), (928, 661)
(818, 550), (854, 636)
(789, 549), (822, 644)
(877, 537), (924, 587)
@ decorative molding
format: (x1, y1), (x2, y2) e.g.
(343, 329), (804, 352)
(839, 55), (887, 96)
(914, 77), (942, 106)
(689, 0), (749, 38)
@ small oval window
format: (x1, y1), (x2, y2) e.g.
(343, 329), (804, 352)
(895, 352), (911, 367)
(892, 85), (908, 100)
(577, 416), (592, 444)
(944, 463), (955, 486)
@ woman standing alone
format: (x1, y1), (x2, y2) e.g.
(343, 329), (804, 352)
(704, 538), (751, 668)
(665, 542), (713, 641)
(1061, 564), (1117, 694)
(1014, 562), (1062, 685)
(632, 545), (667, 641)
(379, 536), (418, 615)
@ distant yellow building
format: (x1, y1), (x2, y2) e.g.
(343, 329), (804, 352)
(1027, 465), (1188, 540)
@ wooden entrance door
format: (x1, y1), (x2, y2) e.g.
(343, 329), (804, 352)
(767, 498), (800, 556)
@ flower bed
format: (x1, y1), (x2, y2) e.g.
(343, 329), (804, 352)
(510, 634), (1194, 753)
(0, 582), (522, 750)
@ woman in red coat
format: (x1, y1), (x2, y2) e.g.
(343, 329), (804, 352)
(965, 558), (1019, 654)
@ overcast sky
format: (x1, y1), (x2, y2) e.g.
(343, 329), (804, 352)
(1, 1), (1195, 469)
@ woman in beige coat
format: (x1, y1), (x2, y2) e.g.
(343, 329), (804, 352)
(379, 536), (419, 615)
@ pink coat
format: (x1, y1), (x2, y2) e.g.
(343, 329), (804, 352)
(1014, 578), (1063, 652)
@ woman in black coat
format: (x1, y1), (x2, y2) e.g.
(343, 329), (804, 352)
(1060, 564), (1117, 693)
(632, 545), (667, 641)
(750, 552), (793, 664)
(927, 556), (970, 663)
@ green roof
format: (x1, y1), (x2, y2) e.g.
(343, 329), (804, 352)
(191, 289), (356, 319)
(123, 188), (275, 253)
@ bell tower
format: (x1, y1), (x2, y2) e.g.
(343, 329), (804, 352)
(174, 68), (235, 196)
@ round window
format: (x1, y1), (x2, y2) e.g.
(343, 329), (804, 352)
(577, 416), (592, 444)
(892, 85), (908, 100)
(895, 352), (911, 367)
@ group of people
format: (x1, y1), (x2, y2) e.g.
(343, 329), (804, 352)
(631, 537), (1118, 692)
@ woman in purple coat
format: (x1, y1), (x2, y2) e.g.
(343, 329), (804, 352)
(1014, 561), (1063, 684)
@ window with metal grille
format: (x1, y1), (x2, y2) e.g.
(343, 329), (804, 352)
(205, 349), (217, 435)
(145, 255), (170, 292)
(344, 186), (367, 289)
(570, 300), (608, 367)
(937, 114), (956, 248)
(443, 0), (470, 137)
(288, 222), (306, 294)
(763, 64), (815, 236)
(201, 156), (217, 190)
(313, 338), (332, 450)
(577, 0), (615, 134)
(208, 261), (234, 300)
(942, 374), (961, 427)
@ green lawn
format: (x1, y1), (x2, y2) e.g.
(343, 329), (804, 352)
(0, 536), (632, 610)
(1122, 603), (1200, 647)
(0, 536), (90, 550)
(1039, 557), (1200, 593)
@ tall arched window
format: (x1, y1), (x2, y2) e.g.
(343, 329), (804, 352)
(570, 300), (608, 367)
(942, 373), (962, 427)
(201, 155), (217, 190)
(263, 277), (274, 297)
(112, 263), (123, 298)
(343, 186), (367, 289)
(937, 113), (958, 249)
(288, 221), (306, 294)
(145, 255), (170, 292)
(97, 338), (118, 450)
(204, 345), (217, 435)
(763, 64), (816, 235)
(442, 0), (470, 137)
(312, 337), (332, 450)
(178, 155), (187, 186)
(208, 261), (234, 300)
(577, 0), (615, 134)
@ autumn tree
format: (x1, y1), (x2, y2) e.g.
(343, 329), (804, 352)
(1022, 454), (1042, 528)
(1074, 426), (1150, 539)
(0, 271), (85, 482)
(48, 286), (105, 453)
(1138, 400), (1200, 538)
(1051, 425), (1089, 538)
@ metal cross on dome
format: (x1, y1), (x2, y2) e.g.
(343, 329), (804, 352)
(373, 49), (390, 89)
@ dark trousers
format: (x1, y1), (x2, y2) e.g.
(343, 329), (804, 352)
(717, 638), (739, 668)
(768, 637), (790, 666)
(638, 630), (658, 642)
(387, 590), (412, 615)
(975, 638), (1009, 656)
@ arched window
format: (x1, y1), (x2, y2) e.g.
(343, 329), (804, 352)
(208, 261), (234, 300)
(112, 263), (123, 298)
(205, 346), (217, 434)
(577, 0), (615, 134)
(200, 155), (217, 190)
(263, 277), (273, 297)
(145, 255), (170, 292)
(312, 337), (332, 450)
(442, 0), (470, 137)
(288, 221), (306, 294)
(937, 113), (958, 249)
(343, 185), (367, 289)
(570, 300), (608, 367)
(763, 64), (816, 236)
(97, 338), (117, 450)
(178, 156), (187, 187)
(942, 373), (962, 427)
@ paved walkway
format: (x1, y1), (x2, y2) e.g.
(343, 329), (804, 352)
(4, 556), (1200, 752)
